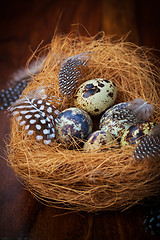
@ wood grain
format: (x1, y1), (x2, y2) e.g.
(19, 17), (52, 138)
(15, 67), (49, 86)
(0, 0), (160, 239)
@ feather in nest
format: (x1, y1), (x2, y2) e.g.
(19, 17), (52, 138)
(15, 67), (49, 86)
(58, 52), (91, 97)
(8, 86), (61, 145)
(0, 57), (45, 110)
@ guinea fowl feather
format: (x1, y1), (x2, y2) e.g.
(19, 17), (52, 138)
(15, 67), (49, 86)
(0, 57), (45, 110)
(133, 124), (160, 161)
(58, 52), (91, 97)
(9, 89), (61, 145)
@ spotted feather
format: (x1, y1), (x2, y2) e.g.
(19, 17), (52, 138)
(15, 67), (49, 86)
(0, 80), (28, 110)
(0, 57), (45, 110)
(58, 52), (90, 96)
(9, 97), (60, 145)
(143, 205), (160, 236)
(133, 125), (160, 160)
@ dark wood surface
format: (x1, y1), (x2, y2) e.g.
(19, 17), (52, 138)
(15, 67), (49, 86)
(0, 0), (160, 239)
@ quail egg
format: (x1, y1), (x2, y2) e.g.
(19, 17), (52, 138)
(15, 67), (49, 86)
(55, 107), (93, 145)
(99, 102), (136, 138)
(83, 130), (114, 152)
(121, 121), (156, 146)
(73, 78), (117, 116)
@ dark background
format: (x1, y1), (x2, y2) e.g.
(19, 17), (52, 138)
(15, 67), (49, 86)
(0, 0), (160, 239)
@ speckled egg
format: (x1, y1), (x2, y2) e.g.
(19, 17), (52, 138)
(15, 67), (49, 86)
(83, 130), (114, 151)
(73, 79), (117, 116)
(99, 102), (135, 138)
(121, 121), (156, 146)
(55, 107), (93, 145)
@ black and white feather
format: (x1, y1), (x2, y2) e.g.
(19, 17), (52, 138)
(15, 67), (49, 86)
(9, 89), (61, 145)
(58, 52), (90, 97)
(143, 205), (160, 236)
(133, 124), (160, 161)
(0, 57), (45, 110)
(0, 80), (28, 110)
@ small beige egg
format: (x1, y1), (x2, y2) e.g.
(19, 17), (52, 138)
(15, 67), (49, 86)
(73, 79), (117, 116)
(83, 130), (114, 152)
(121, 121), (156, 146)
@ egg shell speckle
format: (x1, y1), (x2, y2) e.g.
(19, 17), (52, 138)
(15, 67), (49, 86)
(99, 102), (135, 138)
(83, 130), (114, 152)
(73, 78), (117, 116)
(55, 107), (93, 145)
(121, 121), (156, 146)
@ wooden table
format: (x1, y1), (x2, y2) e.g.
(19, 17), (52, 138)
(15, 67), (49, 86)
(0, 0), (160, 239)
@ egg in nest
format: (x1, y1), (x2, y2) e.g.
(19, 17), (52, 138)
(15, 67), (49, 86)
(73, 79), (117, 116)
(83, 130), (114, 152)
(121, 121), (156, 146)
(99, 102), (134, 138)
(55, 107), (93, 145)
(99, 99), (155, 139)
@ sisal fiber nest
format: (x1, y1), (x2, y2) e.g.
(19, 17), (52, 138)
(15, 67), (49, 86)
(7, 33), (160, 212)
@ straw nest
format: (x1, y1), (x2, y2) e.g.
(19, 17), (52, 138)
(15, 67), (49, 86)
(7, 32), (160, 212)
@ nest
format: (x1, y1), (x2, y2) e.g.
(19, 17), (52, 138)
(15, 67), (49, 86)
(7, 32), (160, 212)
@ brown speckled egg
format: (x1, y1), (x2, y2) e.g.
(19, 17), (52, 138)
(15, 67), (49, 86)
(99, 102), (134, 138)
(55, 107), (93, 145)
(83, 130), (114, 151)
(121, 121), (156, 146)
(73, 79), (117, 116)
